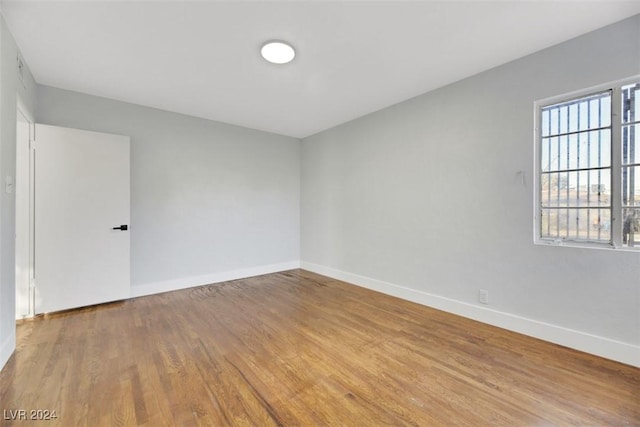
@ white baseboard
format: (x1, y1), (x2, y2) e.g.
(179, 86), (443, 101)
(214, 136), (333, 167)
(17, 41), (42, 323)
(0, 330), (16, 371)
(131, 261), (301, 298)
(300, 261), (640, 368)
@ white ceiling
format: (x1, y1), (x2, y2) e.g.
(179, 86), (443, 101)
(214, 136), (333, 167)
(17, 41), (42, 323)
(2, 1), (639, 138)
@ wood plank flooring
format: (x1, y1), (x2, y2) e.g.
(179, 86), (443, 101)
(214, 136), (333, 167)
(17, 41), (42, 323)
(1, 269), (638, 426)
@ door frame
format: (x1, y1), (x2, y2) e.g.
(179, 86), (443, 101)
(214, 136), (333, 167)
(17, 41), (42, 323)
(15, 98), (35, 319)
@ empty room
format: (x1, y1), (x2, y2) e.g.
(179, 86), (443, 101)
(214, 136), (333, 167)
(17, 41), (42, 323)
(0, 1), (639, 425)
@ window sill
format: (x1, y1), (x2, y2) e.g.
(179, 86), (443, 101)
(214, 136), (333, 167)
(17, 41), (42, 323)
(534, 238), (640, 252)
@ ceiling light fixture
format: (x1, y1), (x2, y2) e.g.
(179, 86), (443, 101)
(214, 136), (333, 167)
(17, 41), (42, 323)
(261, 41), (296, 64)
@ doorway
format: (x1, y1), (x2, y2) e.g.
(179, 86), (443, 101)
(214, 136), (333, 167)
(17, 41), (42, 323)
(14, 121), (131, 317)
(15, 104), (34, 319)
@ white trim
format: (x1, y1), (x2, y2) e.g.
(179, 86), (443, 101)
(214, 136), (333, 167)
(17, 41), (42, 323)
(534, 75), (640, 111)
(301, 261), (640, 367)
(15, 102), (36, 319)
(611, 86), (623, 248)
(131, 261), (301, 298)
(0, 330), (16, 371)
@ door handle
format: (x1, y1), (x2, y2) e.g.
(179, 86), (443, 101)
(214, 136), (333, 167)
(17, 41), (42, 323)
(112, 225), (128, 231)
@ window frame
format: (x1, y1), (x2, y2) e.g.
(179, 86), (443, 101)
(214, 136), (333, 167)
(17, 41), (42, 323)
(533, 75), (640, 251)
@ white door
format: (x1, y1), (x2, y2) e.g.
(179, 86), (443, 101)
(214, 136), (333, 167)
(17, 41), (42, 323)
(34, 124), (130, 313)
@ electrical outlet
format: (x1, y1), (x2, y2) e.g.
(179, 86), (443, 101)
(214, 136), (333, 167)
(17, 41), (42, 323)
(478, 289), (489, 304)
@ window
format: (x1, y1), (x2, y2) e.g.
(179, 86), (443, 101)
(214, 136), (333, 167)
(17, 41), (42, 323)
(534, 77), (639, 250)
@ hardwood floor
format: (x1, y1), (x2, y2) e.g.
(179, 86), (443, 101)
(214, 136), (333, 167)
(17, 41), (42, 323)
(1, 269), (638, 426)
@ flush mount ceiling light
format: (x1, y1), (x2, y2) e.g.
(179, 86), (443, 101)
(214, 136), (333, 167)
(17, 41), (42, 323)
(261, 41), (296, 64)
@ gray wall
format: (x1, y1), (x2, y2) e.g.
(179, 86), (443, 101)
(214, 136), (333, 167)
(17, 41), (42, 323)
(0, 15), (37, 368)
(36, 86), (300, 293)
(301, 16), (640, 359)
